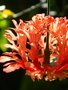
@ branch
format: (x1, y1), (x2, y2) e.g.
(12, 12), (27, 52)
(13, 1), (48, 18)
(13, 3), (41, 18)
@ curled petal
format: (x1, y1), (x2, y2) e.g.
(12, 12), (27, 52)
(4, 44), (18, 51)
(0, 56), (14, 63)
(3, 63), (20, 73)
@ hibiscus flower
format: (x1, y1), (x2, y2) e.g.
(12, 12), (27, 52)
(0, 14), (68, 81)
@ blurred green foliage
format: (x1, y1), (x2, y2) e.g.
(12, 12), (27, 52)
(0, 7), (14, 52)
(0, 15), (9, 52)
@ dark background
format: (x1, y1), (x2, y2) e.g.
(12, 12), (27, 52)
(0, 0), (68, 90)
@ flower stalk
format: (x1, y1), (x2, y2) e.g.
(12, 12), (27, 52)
(47, 0), (50, 15)
(44, 0), (50, 64)
(44, 31), (50, 64)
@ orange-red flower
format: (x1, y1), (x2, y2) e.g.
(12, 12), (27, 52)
(0, 14), (68, 81)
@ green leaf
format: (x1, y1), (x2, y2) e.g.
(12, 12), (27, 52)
(0, 36), (7, 52)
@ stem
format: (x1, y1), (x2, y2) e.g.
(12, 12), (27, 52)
(44, 31), (50, 64)
(47, 0), (50, 15)
(44, 0), (50, 64)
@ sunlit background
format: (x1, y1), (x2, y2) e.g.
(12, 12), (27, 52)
(0, 0), (68, 90)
